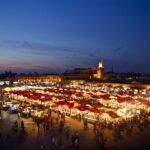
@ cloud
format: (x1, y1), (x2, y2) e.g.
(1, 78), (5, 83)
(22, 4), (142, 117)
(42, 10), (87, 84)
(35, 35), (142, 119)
(3, 40), (147, 73)
(19, 62), (33, 66)
(0, 40), (96, 58)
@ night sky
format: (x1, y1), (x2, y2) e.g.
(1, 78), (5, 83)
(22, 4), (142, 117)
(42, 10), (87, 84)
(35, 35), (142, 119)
(0, 0), (150, 73)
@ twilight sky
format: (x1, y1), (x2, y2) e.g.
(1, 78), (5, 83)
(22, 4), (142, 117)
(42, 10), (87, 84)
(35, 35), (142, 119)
(0, 0), (150, 73)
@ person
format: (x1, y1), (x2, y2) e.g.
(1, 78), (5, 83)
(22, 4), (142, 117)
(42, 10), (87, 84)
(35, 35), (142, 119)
(14, 120), (18, 133)
(49, 109), (51, 118)
(74, 138), (79, 150)
(71, 134), (75, 145)
(18, 112), (21, 119)
(61, 113), (63, 120)
(52, 136), (55, 146)
(56, 116), (59, 122)
(50, 118), (54, 128)
(63, 113), (66, 122)
(37, 120), (40, 132)
(0, 109), (2, 120)
(83, 118), (88, 129)
(43, 122), (46, 132)
(93, 122), (97, 130)
(6, 134), (11, 140)
(54, 136), (58, 147)
(74, 132), (79, 150)
(75, 132), (79, 142)
(0, 132), (3, 141)
(46, 121), (50, 131)
(82, 114), (85, 120)
(65, 127), (70, 139)
(101, 137), (107, 149)
(60, 120), (64, 129)
(21, 120), (24, 131)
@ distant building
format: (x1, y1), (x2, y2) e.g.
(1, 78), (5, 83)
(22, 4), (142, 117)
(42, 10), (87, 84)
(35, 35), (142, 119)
(62, 60), (104, 81)
(0, 60), (104, 83)
(16, 74), (61, 82)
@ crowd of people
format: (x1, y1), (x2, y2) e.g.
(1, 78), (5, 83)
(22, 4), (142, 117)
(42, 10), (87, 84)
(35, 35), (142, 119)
(31, 106), (150, 149)
(0, 118), (26, 149)
(31, 109), (80, 150)
(91, 108), (150, 149)
(1, 91), (150, 150)
(1, 106), (150, 149)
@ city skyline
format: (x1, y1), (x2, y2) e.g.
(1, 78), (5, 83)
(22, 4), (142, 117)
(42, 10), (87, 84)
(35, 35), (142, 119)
(0, 0), (150, 73)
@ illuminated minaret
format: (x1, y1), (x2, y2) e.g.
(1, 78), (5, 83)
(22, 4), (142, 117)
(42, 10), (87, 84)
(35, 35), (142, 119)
(98, 60), (104, 68)
(96, 60), (104, 79)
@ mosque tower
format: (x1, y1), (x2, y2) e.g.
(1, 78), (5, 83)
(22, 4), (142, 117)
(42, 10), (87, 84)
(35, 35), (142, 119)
(96, 60), (104, 79)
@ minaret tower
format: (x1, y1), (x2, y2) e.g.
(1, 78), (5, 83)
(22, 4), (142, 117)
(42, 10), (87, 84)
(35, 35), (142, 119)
(96, 60), (104, 79)
(98, 60), (104, 68)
